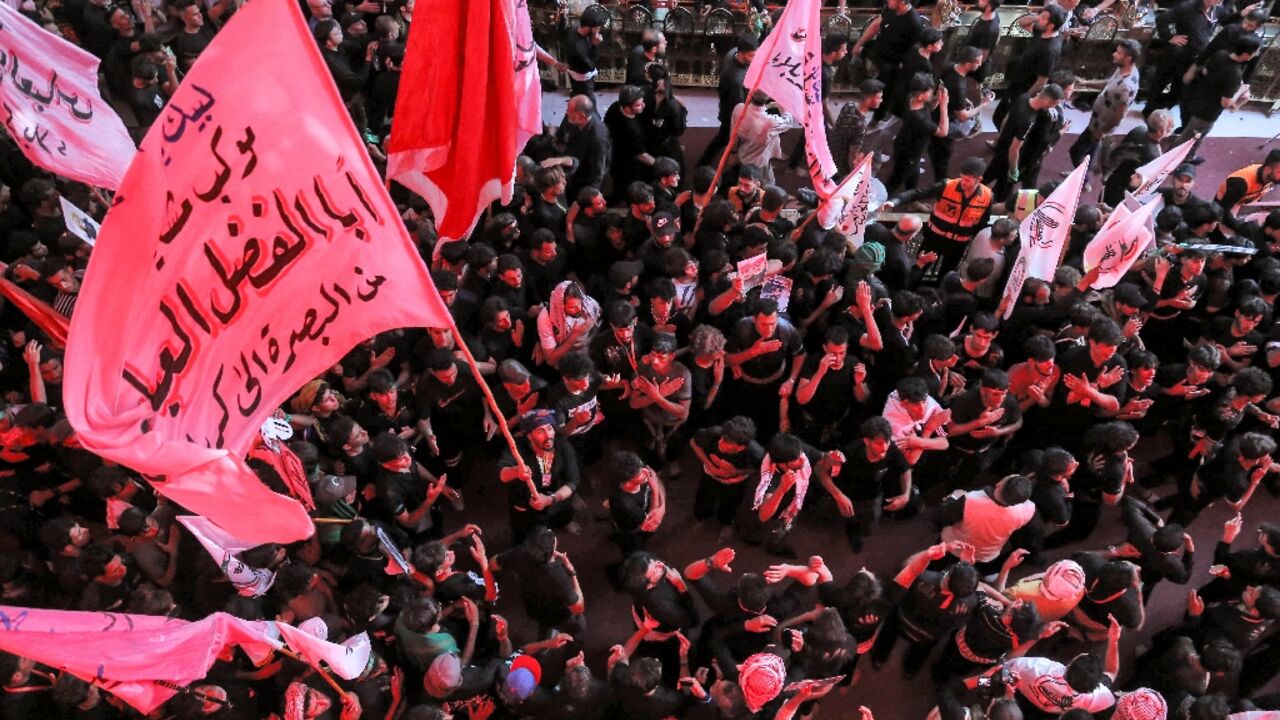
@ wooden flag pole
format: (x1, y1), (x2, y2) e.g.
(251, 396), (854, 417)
(276, 647), (346, 696)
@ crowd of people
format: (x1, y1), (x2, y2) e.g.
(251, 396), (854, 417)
(6, 0), (1280, 718)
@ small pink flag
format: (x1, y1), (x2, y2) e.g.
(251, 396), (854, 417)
(1133, 137), (1196, 200)
(276, 618), (371, 680)
(0, 2), (136, 188)
(1001, 158), (1089, 318)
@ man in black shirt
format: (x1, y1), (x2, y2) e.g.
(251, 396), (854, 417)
(563, 8), (607, 103)
(690, 416), (766, 531)
(698, 35), (759, 167)
(984, 84), (1065, 200)
(1174, 37), (1262, 157)
(724, 298), (807, 438)
(547, 96), (612, 201)
(992, 5), (1065, 128)
(886, 73), (948, 195)
(498, 409), (582, 542)
(851, 0), (926, 123)
(605, 86), (656, 202)
(626, 29), (667, 88)
(1146, 0), (1227, 117)
(871, 540), (980, 678)
(821, 416), (913, 552)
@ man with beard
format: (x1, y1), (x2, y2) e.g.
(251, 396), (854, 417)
(499, 410), (582, 541)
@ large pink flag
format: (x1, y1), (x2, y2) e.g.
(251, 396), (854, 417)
(743, 0), (837, 199)
(0, 2), (135, 188)
(1133, 136), (1195, 200)
(1084, 195), (1161, 288)
(1001, 158), (1089, 317)
(0, 606), (274, 713)
(62, 0), (451, 545)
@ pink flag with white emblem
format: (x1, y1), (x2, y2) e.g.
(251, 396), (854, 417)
(1000, 158), (1089, 317)
(743, 0), (837, 198)
(0, 2), (136, 188)
(277, 619), (372, 680)
(816, 153), (874, 244)
(1084, 195), (1161, 288)
(1133, 136), (1196, 200)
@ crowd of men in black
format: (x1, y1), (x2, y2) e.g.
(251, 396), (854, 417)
(7, 0), (1280, 717)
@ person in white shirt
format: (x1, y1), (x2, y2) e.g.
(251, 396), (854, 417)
(999, 614), (1122, 715)
(883, 376), (950, 466)
(731, 93), (797, 186)
(939, 475), (1037, 568)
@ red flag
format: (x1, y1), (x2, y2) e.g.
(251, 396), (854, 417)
(0, 606), (274, 713)
(0, 266), (70, 349)
(387, 0), (518, 247)
(62, 0), (451, 545)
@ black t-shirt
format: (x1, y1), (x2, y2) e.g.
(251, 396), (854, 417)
(968, 15), (1001, 52)
(893, 107), (938, 163)
(1007, 31), (1062, 91)
(870, 7), (926, 65)
(414, 363), (484, 430)
(495, 547), (580, 622)
(895, 570), (976, 642)
(725, 316), (805, 381)
(835, 441), (911, 502)
(947, 388), (1022, 452)
(692, 427), (765, 482)
(610, 481), (652, 533)
(1075, 551), (1143, 628)
(173, 24), (217, 69)
(128, 84), (166, 130)
(548, 375), (604, 436)
(997, 94), (1038, 151)
(1186, 50), (1244, 121)
(796, 353), (859, 424)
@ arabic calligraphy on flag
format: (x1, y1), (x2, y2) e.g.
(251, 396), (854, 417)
(0, 2), (136, 188)
(743, 0), (837, 198)
(63, 0), (451, 544)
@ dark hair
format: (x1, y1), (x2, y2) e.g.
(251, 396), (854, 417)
(945, 562), (978, 597)
(412, 541), (449, 575)
(959, 156), (986, 177)
(370, 432), (409, 464)
(1201, 638), (1242, 674)
(768, 433), (804, 464)
(1008, 601), (1044, 642)
(39, 517), (79, 550)
(401, 596), (442, 633)
(366, 369), (396, 395)
(628, 181), (655, 206)
(312, 18), (340, 44)
(650, 332), (678, 354)
(860, 416), (892, 441)
(611, 450), (647, 481)
(1063, 653), (1104, 693)
(1086, 421), (1139, 454)
(891, 290), (924, 318)
(1233, 367), (1273, 398)
(722, 416), (757, 445)
(897, 377), (930, 403)
(558, 351), (595, 381)
(1188, 695), (1232, 720)
(1024, 335), (1056, 362)
(1043, 4), (1067, 29)
(1087, 317), (1124, 347)
(78, 544), (116, 580)
(997, 475), (1032, 505)
(525, 526), (558, 563)
(654, 156), (680, 179)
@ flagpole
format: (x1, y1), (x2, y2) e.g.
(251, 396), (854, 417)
(276, 647), (346, 696)
(382, 177), (537, 499)
(693, 32), (779, 237)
